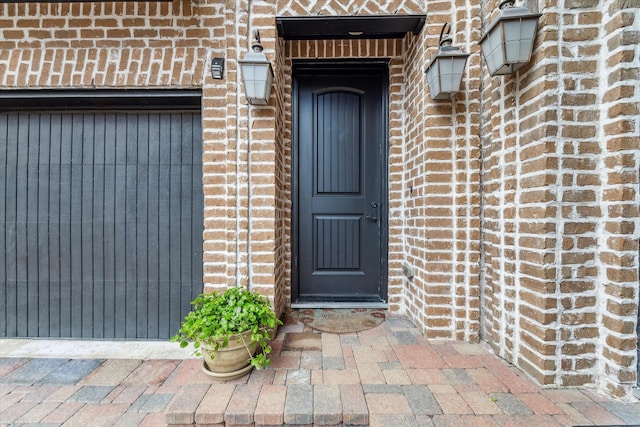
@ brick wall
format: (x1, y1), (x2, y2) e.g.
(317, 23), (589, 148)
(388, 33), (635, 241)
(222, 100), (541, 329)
(596, 0), (639, 397)
(479, 0), (562, 386)
(277, 0), (423, 15)
(0, 2), (208, 87)
(205, 1), (282, 316)
(400, 0), (483, 342)
(1, 0), (637, 399)
(198, 0), (281, 314)
(478, 0), (639, 397)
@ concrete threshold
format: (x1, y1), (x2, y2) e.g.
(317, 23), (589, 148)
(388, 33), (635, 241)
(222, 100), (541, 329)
(0, 338), (197, 360)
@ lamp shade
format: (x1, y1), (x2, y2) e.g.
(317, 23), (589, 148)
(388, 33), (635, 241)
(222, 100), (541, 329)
(479, 2), (542, 75)
(425, 45), (469, 100)
(239, 49), (274, 105)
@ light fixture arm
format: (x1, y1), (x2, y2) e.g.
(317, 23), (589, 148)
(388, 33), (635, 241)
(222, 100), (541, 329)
(439, 22), (452, 47)
(499, 0), (515, 9)
(251, 30), (263, 52)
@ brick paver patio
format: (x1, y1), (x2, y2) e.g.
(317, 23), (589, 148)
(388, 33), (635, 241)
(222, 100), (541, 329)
(1, 313), (639, 426)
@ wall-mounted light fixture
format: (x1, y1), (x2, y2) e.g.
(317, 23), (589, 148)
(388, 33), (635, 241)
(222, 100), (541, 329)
(425, 23), (470, 100)
(238, 31), (274, 105)
(211, 58), (225, 79)
(479, 0), (542, 75)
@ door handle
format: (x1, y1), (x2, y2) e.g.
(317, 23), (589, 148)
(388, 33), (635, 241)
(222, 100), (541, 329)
(365, 202), (378, 222)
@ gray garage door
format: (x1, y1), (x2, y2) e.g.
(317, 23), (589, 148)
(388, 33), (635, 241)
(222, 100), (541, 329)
(0, 91), (203, 339)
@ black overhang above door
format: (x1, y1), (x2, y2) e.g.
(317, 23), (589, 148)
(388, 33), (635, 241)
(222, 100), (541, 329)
(276, 15), (426, 40)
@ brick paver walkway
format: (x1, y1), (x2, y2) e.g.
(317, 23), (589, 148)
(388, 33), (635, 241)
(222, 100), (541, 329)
(1, 313), (639, 426)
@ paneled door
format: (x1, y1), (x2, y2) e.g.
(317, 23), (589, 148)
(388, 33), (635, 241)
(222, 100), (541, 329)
(293, 62), (388, 304)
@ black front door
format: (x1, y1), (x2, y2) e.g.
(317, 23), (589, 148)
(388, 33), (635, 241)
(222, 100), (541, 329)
(293, 62), (388, 304)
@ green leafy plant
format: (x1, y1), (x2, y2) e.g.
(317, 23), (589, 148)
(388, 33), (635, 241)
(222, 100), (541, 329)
(171, 286), (282, 369)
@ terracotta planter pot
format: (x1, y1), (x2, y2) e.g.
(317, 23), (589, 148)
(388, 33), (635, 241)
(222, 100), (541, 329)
(202, 330), (258, 373)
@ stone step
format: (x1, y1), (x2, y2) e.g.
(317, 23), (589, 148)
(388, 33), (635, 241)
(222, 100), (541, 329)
(165, 382), (370, 426)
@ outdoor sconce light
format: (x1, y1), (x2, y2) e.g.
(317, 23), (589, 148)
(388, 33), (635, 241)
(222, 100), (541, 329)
(211, 58), (225, 79)
(479, 0), (542, 75)
(238, 30), (274, 105)
(425, 23), (470, 100)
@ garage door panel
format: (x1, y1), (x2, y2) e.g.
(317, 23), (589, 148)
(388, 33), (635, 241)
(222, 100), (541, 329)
(148, 118), (160, 165)
(170, 115), (183, 164)
(192, 166), (204, 281)
(91, 279), (104, 338)
(15, 224), (27, 282)
(0, 275), (6, 333)
(37, 279), (49, 336)
(147, 279), (159, 337)
(170, 279), (184, 339)
(25, 281), (37, 337)
(70, 115), (83, 164)
(92, 115), (106, 165)
(1, 104), (203, 339)
(126, 115), (140, 164)
(5, 281), (18, 335)
(4, 282), (16, 335)
(0, 224), (5, 288)
(102, 281), (115, 337)
(14, 280), (27, 336)
(0, 115), (6, 168)
(137, 115), (149, 165)
(3, 222), (14, 277)
(48, 280), (61, 336)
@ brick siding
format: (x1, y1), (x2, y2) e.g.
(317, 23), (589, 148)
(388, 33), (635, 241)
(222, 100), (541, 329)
(478, 0), (639, 397)
(0, 0), (637, 399)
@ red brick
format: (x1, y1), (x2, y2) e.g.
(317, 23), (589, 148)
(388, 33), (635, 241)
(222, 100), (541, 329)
(254, 384), (286, 425)
(406, 369), (449, 385)
(445, 355), (488, 368)
(122, 360), (179, 386)
(340, 384), (368, 425)
(0, 358), (28, 376)
(467, 368), (509, 393)
(195, 384), (235, 425)
(111, 385), (147, 404)
(394, 345), (447, 369)
(63, 403), (128, 426)
(433, 393), (473, 415)
(164, 384), (210, 425)
(140, 412), (167, 427)
(461, 414), (501, 426)
(365, 393), (412, 415)
(269, 351), (301, 370)
(164, 359), (208, 386)
(357, 362), (385, 384)
(459, 389), (503, 415)
(40, 401), (85, 424)
(517, 393), (564, 415)
(572, 402), (626, 425)
(224, 384), (261, 425)
(0, 401), (39, 424)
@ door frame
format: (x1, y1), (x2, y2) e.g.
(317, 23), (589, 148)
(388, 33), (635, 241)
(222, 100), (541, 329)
(291, 59), (390, 307)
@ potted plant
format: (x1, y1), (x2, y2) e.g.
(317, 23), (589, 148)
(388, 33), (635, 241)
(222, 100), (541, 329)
(171, 286), (282, 380)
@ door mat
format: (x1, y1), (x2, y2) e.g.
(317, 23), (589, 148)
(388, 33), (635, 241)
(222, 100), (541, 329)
(297, 308), (386, 334)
